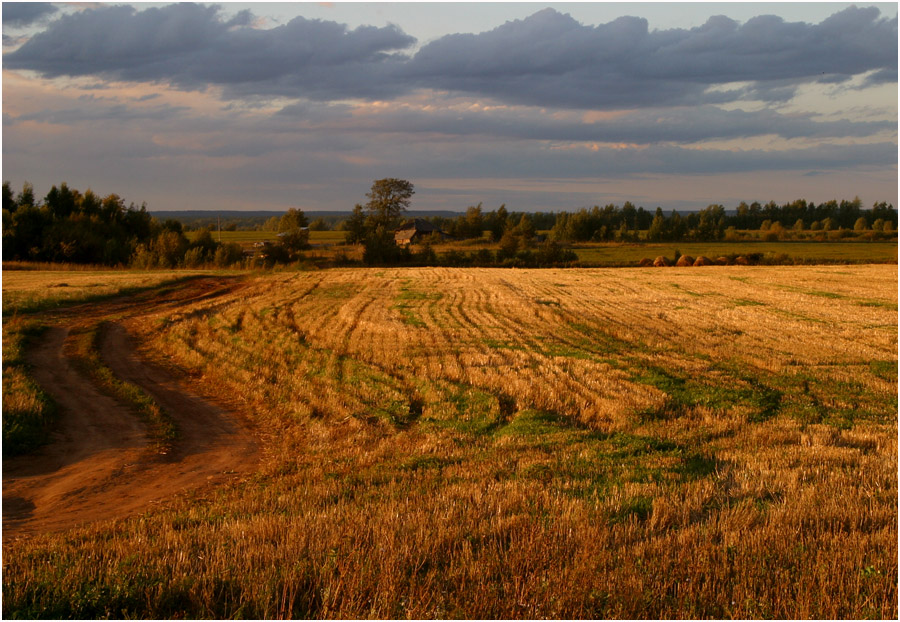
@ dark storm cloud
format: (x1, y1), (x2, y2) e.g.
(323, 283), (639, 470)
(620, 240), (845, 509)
(5, 3), (417, 100)
(6, 4), (896, 109)
(2, 2), (58, 27)
(404, 6), (897, 108)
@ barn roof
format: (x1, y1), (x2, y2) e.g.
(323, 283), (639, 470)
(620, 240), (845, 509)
(396, 218), (440, 234)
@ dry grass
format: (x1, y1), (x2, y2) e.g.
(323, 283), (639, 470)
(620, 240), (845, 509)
(1, 266), (220, 315)
(3, 265), (897, 618)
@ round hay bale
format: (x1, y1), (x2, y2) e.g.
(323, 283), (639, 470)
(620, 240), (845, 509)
(715, 256), (729, 265)
(653, 255), (670, 267)
(639, 257), (654, 267)
(675, 255), (695, 267)
(734, 255), (750, 265)
(693, 256), (713, 266)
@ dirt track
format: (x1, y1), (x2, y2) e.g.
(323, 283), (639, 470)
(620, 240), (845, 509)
(2, 278), (259, 537)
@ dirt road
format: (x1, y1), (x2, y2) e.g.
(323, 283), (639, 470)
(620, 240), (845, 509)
(2, 279), (259, 537)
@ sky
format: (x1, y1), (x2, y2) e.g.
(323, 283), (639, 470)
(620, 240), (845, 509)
(1, 2), (897, 214)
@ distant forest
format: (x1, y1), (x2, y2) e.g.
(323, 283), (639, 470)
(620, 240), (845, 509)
(3, 180), (897, 267)
(153, 199), (898, 242)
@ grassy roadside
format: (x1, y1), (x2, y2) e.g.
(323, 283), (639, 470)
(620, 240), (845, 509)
(1, 320), (57, 458)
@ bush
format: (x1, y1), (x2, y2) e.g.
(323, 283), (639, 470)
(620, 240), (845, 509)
(472, 248), (495, 265)
(827, 228), (852, 240)
(130, 244), (156, 269)
(214, 243), (243, 267)
(183, 247), (206, 268)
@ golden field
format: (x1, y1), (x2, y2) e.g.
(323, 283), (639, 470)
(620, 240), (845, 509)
(3, 264), (897, 618)
(1, 265), (217, 315)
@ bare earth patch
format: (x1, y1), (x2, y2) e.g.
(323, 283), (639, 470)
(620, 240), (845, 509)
(2, 281), (259, 538)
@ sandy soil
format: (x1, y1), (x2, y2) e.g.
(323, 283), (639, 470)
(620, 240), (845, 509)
(2, 278), (259, 538)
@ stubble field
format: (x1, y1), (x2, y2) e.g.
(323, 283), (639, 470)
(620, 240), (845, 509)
(3, 264), (897, 618)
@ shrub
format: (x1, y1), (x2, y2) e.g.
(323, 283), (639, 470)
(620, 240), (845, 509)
(183, 247), (206, 268)
(214, 243), (243, 268)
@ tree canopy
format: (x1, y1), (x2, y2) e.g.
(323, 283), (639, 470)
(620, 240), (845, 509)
(364, 178), (414, 230)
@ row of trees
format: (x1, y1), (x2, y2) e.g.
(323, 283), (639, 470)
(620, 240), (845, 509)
(404, 199), (896, 244)
(2, 181), (308, 267)
(4, 177), (896, 268)
(3, 181), (158, 264)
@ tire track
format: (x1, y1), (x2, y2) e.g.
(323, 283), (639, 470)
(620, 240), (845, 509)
(2, 284), (260, 538)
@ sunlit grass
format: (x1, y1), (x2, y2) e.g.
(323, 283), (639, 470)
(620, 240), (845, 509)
(1, 266), (217, 315)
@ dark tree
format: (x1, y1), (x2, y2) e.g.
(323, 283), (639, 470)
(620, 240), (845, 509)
(364, 178), (414, 230)
(343, 204), (368, 244)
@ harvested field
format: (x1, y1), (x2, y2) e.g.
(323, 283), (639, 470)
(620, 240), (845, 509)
(2, 264), (897, 619)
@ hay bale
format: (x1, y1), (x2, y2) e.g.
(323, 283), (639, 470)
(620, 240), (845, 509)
(639, 257), (654, 267)
(653, 255), (670, 267)
(715, 256), (729, 265)
(734, 256), (749, 265)
(675, 255), (695, 267)
(693, 256), (713, 266)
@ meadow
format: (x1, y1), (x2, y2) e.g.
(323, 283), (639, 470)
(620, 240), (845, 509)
(193, 228), (898, 267)
(2, 264), (897, 618)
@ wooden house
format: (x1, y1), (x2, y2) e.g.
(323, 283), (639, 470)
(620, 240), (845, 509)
(394, 218), (451, 246)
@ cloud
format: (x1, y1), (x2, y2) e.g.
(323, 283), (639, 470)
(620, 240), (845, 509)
(5, 4), (895, 109)
(10, 101), (190, 125)
(2, 2), (58, 28)
(5, 3), (417, 100)
(278, 100), (895, 145)
(404, 6), (897, 109)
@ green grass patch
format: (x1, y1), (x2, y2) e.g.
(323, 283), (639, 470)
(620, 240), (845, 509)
(393, 304), (425, 327)
(767, 308), (826, 324)
(566, 322), (636, 356)
(610, 495), (654, 523)
(496, 409), (572, 437)
(804, 290), (844, 299)
(773, 368), (897, 428)
(670, 284), (704, 297)
(391, 282), (442, 327)
(732, 298), (765, 307)
(482, 338), (525, 351)
(398, 455), (457, 472)
(856, 300), (899, 311)
(869, 360), (898, 382)
(315, 283), (356, 299)
(631, 364), (781, 422)
(396, 288), (442, 302)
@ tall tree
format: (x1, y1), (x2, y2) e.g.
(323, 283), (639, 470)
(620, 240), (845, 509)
(365, 178), (414, 230)
(278, 207), (309, 232)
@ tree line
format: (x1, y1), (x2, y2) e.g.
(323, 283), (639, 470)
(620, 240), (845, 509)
(2, 181), (309, 267)
(418, 198), (896, 244)
(3, 178), (896, 268)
